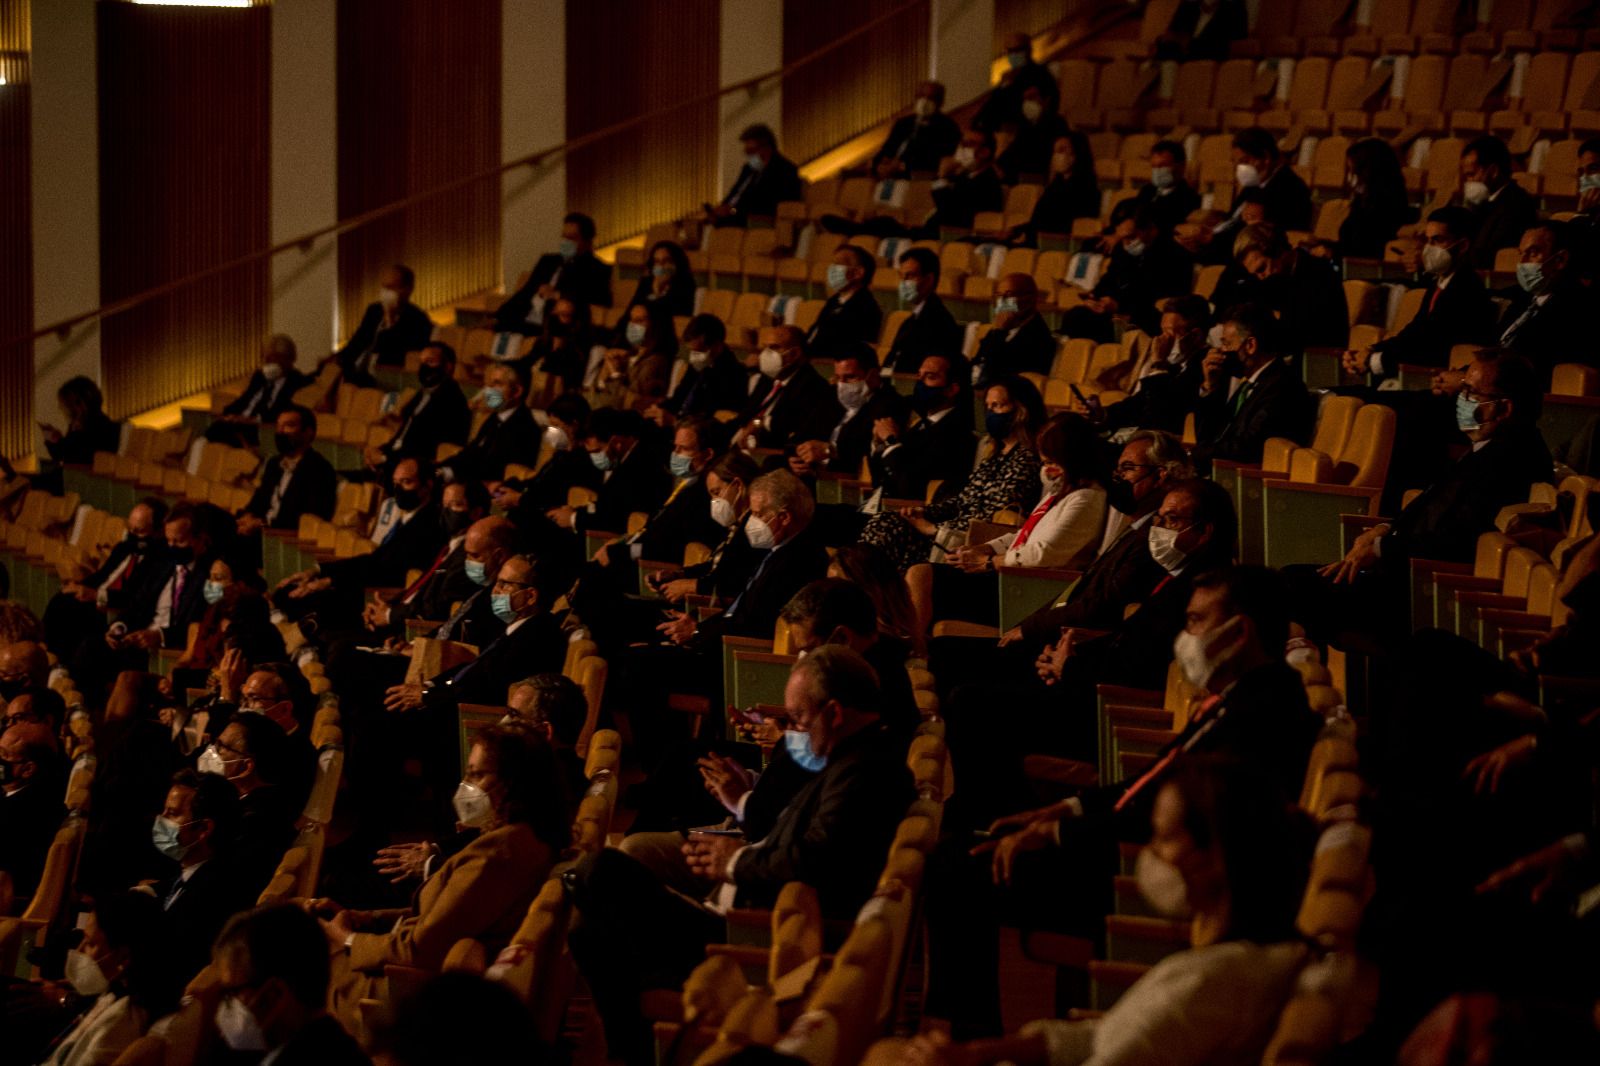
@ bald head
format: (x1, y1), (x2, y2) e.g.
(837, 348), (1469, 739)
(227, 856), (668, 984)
(1, 721), (57, 793)
(0, 642), (47, 693)
(465, 517), (517, 587)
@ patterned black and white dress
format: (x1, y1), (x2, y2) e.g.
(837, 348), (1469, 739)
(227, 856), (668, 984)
(859, 443), (1041, 571)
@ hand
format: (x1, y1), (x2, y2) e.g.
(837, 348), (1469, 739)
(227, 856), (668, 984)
(362, 445), (386, 470)
(659, 578), (698, 603)
(1201, 348), (1231, 390)
(1508, 637), (1550, 676)
(950, 546), (993, 573)
(321, 910), (356, 954)
(698, 753), (755, 812)
(1341, 349), (1371, 376)
(289, 577), (331, 599)
(786, 455), (815, 477)
(547, 505), (577, 529)
(1430, 368), (1467, 397)
(795, 441), (830, 465)
(382, 636), (412, 655)
(1034, 631), (1072, 685)
(875, 158), (903, 181)
(996, 627), (1024, 647)
(236, 513), (263, 536)
(643, 405), (670, 427)
(898, 1030), (958, 1066)
(657, 611), (697, 645)
(873, 417), (901, 443)
(373, 842), (432, 885)
(1462, 735), (1537, 795)
(218, 646), (249, 703)
(938, 157), (962, 180)
(384, 682), (426, 713)
(362, 601), (392, 630)
(492, 484), (523, 510)
(1477, 837), (1583, 904)
(126, 629), (162, 652)
(40, 424), (62, 444)
(1317, 524), (1389, 585)
(683, 833), (745, 881)
(275, 569), (314, 593)
(972, 817), (1059, 886)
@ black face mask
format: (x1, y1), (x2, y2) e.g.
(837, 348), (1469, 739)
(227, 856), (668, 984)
(441, 509), (471, 536)
(545, 321), (569, 339)
(1106, 479), (1141, 515)
(911, 381), (947, 415)
(417, 364), (445, 389)
(273, 432), (299, 456)
(128, 534), (156, 554)
(393, 487), (423, 511)
(0, 678), (28, 703)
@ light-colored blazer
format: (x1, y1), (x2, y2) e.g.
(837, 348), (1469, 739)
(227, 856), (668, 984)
(985, 485), (1107, 570)
(43, 993), (147, 1066)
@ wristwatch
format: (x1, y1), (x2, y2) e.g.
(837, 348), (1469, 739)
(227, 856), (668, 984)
(342, 932), (356, 955)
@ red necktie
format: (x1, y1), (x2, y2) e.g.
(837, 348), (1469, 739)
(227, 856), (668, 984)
(1011, 494), (1063, 549)
(401, 544), (452, 604)
(1427, 285), (1442, 314)
(1112, 694), (1223, 813)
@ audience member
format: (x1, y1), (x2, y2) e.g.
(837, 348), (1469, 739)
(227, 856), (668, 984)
(883, 249), (963, 373)
(522, 296), (599, 394)
(35, 377), (122, 495)
(0, 719), (63, 897)
(593, 300), (677, 410)
(1233, 221), (1348, 352)
(1010, 131), (1100, 245)
(440, 362), (539, 484)
(1498, 220), (1586, 380)
(332, 265), (434, 387)
(710, 124), (803, 227)
(1336, 137), (1415, 260)
(151, 769), (249, 980)
(1192, 303), (1311, 469)
(790, 342), (906, 478)
(805, 245), (884, 359)
(542, 406), (670, 537)
(1132, 139), (1202, 236)
(645, 451), (764, 607)
(1459, 135), (1539, 268)
(974, 32), (1059, 132)
(207, 335), (311, 447)
(994, 83), (1070, 183)
(971, 274), (1054, 385)
(1060, 200), (1193, 341)
(1208, 128), (1312, 254)
(623, 240), (695, 318)
(654, 313), (750, 422)
(737, 326), (842, 451)
(236, 405), (336, 541)
(365, 342), (471, 475)
(1092, 296), (1209, 435)
(44, 498), (167, 660)
(868, 353), (977, 502)
(493, 212), (613, 331)
(873, 80), (962, 179)
(927, 128), (1005, 233)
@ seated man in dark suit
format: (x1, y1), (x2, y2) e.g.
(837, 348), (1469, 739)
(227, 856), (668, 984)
(872, 80), (961, 179)
(1094, 296), (1209, 437)
(868, 353), (976, 502)
(206, 335), (311, 447)
(1234, 222), (1348, 354)
(492, 211), (613, 332)
(1352, 207), (1497, 380)
(0, 721), (64, 898)
(1191, 303), (1312, 471)
(542, 407), (672, 539)
(1133, 139), (1203, 236)
(363, 342), (472, 479)
(330, 264), (435, 388)
(1304, 349), (1552, 647)
(1205, 127), (1312, 259)
(43, 497), (167, 662)
(1060, 201), (1194, 342)
(568, 646), (913, 1066)
(438, 363), (539, 487)
(971, 273), (1054, 386)
(973, 31), (1058, 131)
(372, 486), (498, 644)
(789, 343), (908, 481)
(929, 565), (1319, 1038)
(236, 405), (336, 549)
(1459, 135), (1539, 270)
(150, 769), (251, 982)
(111, 501), (231, 659)
(736, 326), (843, 453)
(653, 314), (750, 424)
(200, 711), (302, 899)
(708, 124), (803, 228)
(1497, 220), (1588, 383)
(883, 247), (962, 373)
(928, 127), (1005, 234)
(211, 905), (373, 1066)
(805, 245), (884, 360)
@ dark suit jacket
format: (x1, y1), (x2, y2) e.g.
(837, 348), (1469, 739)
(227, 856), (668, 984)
(509, 448), (603, 513)
(244, 450), (337, 530)
(973, 61), (1059, 131)
(826, 385), (908, 475)
(382, 380), (472, 464)
(387, 542), (476, 630)
(930, 167), (1005, 231)
(1193, 358), (1312, 469)
(267, 1014), (373, 1066)
(973, 314), (1055, 384)
(321, 500), (445, 591)
(720, 153), (804, 224)
(428, 611), (567, 710)
(1257, 164), (1314, 232)
(0, 774), (64, 896)
(1497, 282), (1588, 382)
(696, 524), (829, 645)
(1018, 521), (1168, 644)
(884, 296), (963, 372)
(683, 516), (764, 600)
(1100, 360), (1204, 436)
(221, 369), (311, 421)
(868, 403), (977, 501)
(624, 273), (696, 318)
(1337, 194), (1416, 260)
(448, 405), (541, 485)
(997, 113), (1072, 183)
(1026, 172), (1103, 237)
(1134, 181), (1203, 235)
(1255, 247), (1349, 354)
(494, 253), (614, 331)
(334, 302), (435, 381)
(1380, 423), (1552, 570)
(1160, 0), (1249, 60)
(44, 412), (122, 467)
(1080, 660), (1320, 832)
(236, 783), (300, 898)
(123, 551), (218, 648)
(805, 289), (884, 359)
(574, 442), (674, 536)
(1370, 270), (1497, 375)
(667, 354), (752, 419)
(1466, 182), (1539, 267)
(1091, 237), (1195, 335)
(730, 722), (913, 917)
(635, 475), (724, 564)
(743, 362), (844, 451)
(738, 747), (819, 843)
(154, 858), (253, 980)
(81, 537), (163, 613)
(873, 112), (962, 176)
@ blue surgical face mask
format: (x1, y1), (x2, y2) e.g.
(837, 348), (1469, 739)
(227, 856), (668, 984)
(784, 729), (827, 772)
(151, 816), (191, 862)
(590, 449), (613, 472)
(1007, 50), (1027, 69)
(1456, 392), (1490, 433)
(898, 279), (919, 305)
(826, 263), (850, 293)
(203, 580), (226, 606)
(464, 559), (490, 586)
(651, 262), (675, 278)
(669, 453), (694, 477)
(746, 152), (765, 171)
(625, 322), (648, 347)
(482, 387), (506, 411)
(1581, 173), (1600, 193)
(491, 592), (518, 623)
(1515, 261), (1545, 293)
(1123, 238), (1147, 258)
(994, 296), (1020, 319)
(558, 238), (577, 260)
(1150, 166), (1175, 189)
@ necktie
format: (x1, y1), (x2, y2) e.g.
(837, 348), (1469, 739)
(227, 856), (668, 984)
(164, 876), (186, 910)
(1427, 284), (1443, 314)
(1500, 301), (1538, 346)
(1230, 379), (1255, 417)
(722, 549), (774, 622)
(438, 588), (483, 642)
(1011, 494), (1064, 550)
(381, 515), (404, 547)
(172, 565), (189, 610)
(401, 544), (453, 603)
(264, 460), (295, 526)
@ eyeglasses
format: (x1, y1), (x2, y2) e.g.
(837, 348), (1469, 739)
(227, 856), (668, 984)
(1150, 511), (1197, 532)
(1115, 461), (1157, 477)
(1461, 390), (1501, 406)
(1, 711), (38, 728)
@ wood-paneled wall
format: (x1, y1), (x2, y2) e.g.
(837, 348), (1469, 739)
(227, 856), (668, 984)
(564, 0), (720, 248)
(0, 0), (30, 459)
(781, 0), (929, 166)
(96, 2), (270, 421)
(336, 0), (502, 343)
(994, 0), (1099, 53)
